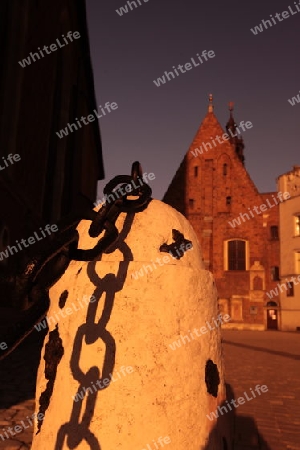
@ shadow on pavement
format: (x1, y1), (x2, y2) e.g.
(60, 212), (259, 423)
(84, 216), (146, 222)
(0, 327), (46, 409)
(223, 339), (300, 361)
(204, 384), (273, 450)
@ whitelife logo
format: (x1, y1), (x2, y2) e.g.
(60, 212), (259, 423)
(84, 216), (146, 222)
(72, 366), (134, 402)
(266, 275), (300, 299)
(228, 191), (290, 228)
(18, 31), (81, 68)
(207, 385), (269, 421)
(190, 120), (253, 157)
(0, 342), (8, 352)
(169, 314), (231, 351)
(141, 435), (171, 450)
(94, 172), (155, 208)
(153, 50), (215, 87)
(288, 90), (300, 106)
(0, 153), (21, 171)
(116, 0), (150, 16)
(131, 241), (193, 280)
(0, 224), (58, 261)
(250, 2), (300, 35)
(56, 102), (118, 139)
(0, 413), (44, 442)
(34, 295), (96, 332)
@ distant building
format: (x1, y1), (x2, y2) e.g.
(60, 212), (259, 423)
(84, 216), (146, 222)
(0, 0), (104, 307)
(277, 166), (300, 331)
(163, 96), (281, 330)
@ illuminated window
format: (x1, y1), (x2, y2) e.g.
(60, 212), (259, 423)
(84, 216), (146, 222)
(295, 251), (300, 274)
(224, 239), (248, 271)
(295, 215), (300, 236)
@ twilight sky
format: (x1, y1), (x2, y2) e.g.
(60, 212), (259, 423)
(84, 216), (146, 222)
(86, 0), (300, 201)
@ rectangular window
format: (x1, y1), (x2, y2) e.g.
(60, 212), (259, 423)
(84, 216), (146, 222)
(270, 226), (279, 240)
(194, 166), (198, 177)
(228, 240), (246, 270)
(271, 266), (280, 281)
(287, 282), (294, 297)
(189, 199), (194, 209)
(295, 251), (300, 274)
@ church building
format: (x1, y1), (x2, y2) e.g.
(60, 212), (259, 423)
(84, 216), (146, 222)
(163, 96), (281, 330)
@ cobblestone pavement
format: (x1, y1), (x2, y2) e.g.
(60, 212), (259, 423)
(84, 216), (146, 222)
(222, 330), (300, 450)
(0, 329), (46, 450)
(0, 328), (299, 449)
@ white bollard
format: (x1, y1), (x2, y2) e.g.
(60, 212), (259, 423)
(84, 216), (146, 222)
(31, 199), (229, 449)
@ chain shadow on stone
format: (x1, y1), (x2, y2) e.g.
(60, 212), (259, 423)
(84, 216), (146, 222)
(54, 212), (135, 450)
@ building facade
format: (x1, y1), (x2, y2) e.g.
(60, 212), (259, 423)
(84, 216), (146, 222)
(277, 166), (300, 331)
(163, 96), (282, 330)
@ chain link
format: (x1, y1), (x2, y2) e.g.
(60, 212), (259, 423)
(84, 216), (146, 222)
(53, 162), (151, 448)
(0, 161), (152, 362)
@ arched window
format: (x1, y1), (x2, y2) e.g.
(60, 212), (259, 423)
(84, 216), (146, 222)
(223, 163), (227, 175)
(224, 239), (248, 271)
(266, 301), (278, 307)
(253, 275), (263, 290)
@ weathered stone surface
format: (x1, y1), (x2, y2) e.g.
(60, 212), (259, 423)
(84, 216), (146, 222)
(31, 200), (227, 449)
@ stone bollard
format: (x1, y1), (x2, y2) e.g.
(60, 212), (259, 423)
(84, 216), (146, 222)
(31, 199), (229, 449)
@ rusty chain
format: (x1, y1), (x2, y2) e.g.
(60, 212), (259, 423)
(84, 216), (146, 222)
(0, 161), (152, 362)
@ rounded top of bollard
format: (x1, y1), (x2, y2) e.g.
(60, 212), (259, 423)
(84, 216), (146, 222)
(76, 200), (204, 268)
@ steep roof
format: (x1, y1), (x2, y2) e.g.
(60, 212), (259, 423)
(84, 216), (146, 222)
(163, 98), (262, 210)
(187, 110), (232, 158)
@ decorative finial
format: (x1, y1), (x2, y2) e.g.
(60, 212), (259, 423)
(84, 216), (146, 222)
(228, 101), (234, 112)
(208, 94), (214, 113)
